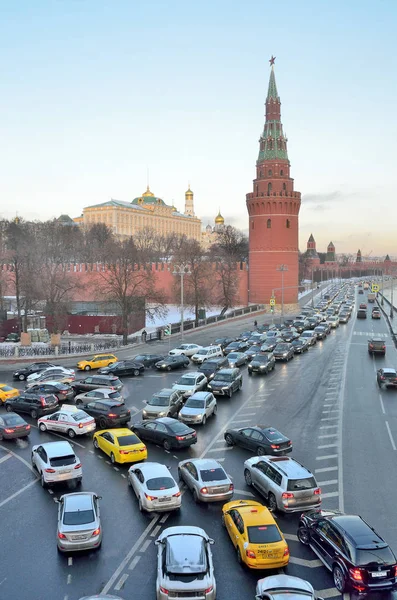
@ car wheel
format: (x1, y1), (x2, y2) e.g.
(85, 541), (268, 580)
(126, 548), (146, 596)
(244, 469), (252, 486)
(133, 369), (140, 376)
(236, 546), (243, 565)
(75, 399), (83, 406)
(163, 439), (171, 451)
(39, 423), (47, 432)
(213, 405), (217, 416)
(84, 365), (91, 371)
(167, 366), (172, 372)
(5, 404), (12, 412)
(31, 410), (38, 419)
(110, 452), (116, 464)
(333, 565), (346, 592)
(41, 473), (48, 488)
(297, 526), (310, 545)
(18, 374), (25, 381)
(202, 416), (207, 426)
(268, 493), (277, 512)
(192, 489), (199, 503)
(257, 446), (265, 456)
(93, 438), (99, 449)
(99, 418), (107, 429)
(225, 433), (234, 446)
(67, 429), (76, 439)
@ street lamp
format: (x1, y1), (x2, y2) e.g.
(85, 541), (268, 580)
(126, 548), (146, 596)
(277, 264), (288, 323)
(390, 273), (394, 320)
(172, 263), (191, 340)
(381, 270), (384, 306)
(311, 268), (314, 308)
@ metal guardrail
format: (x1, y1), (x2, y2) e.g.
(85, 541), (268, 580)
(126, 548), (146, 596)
(376, 294), (397, 349)
(0, 338), (138, 359)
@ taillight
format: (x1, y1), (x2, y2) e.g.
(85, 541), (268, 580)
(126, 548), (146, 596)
(283, 547), (289, 556)
(349, 567), (363, 581)
(78, 423), (83, 429)
(110, 387), (115, 390)
(229, 483), (234, 491)
(145, 493), (157, 501)
(204, 586), (214, 594)
(40, 397), (46, 407)
(74, 463), (82, 469)
(246, 549), (256, 559)
(176, 435), (185, 441)
(369, 344), (374, 349)
(91, 527), (101, 537)
(4, 428), (14, 433)
(271, 444), (280, 449)
(45, 468), (56, 473)
(282, 492), (294, 499)
(108, 413), (117, 417)
(159, 587), (169, 595)
(287, 440), (292, 445)
(394, 565), (397, 576)
(200, 487), (208, 494)
(314, 488), (321, 495)
(172, 491), (181, 498)
(58, 532), (66, 539)
(26, 425), (30, 430)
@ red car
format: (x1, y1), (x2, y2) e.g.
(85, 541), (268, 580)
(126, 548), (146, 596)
(359, 303), (367, 309)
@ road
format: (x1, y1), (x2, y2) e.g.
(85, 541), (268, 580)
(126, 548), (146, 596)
(1, 284), (395, 600)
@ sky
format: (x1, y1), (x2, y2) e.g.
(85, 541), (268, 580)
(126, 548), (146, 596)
(1, 0), (396, 255)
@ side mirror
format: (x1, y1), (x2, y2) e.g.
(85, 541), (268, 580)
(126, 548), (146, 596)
(95, 495), (102, 500)
(54, 498), (60, 504)
(144, 399), (148, 404)
(154, 539), (162, 546)
(209, 538), (215, 545)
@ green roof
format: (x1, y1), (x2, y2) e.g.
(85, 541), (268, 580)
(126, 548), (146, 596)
(131, 196), (166, 206)
(86, 199), (138, 209)
(57, 214), (74, 223)
(267, 67), (279, 101)
(258, 121), (289, 162)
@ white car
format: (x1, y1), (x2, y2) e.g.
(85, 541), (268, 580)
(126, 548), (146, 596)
(74, 388), (124, 405)
(169, 344), (203, 357)
(38, 406), (96, 438)
(327, 315), (340, 328)
(27, 366), (75, 383)
(31, 441), (82, 488)
(172, 372), (207, 398)
(178, 392), (217, 425)
(128, 462), (181, 512)
(191, 345), (223, 364)
(256, 575), (316, 600)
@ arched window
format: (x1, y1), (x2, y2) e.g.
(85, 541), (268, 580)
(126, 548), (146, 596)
(280, 169), (284, 176)
(268, 169), (272, 176)
(267, 183), (272, 195)
(286, 219), (290, 229)
(267, 219), (271, 229)
(283, 183), (286, 191)
(259, 170), (263, 177)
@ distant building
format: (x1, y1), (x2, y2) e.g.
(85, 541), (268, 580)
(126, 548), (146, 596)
(201, 210), (226, 248)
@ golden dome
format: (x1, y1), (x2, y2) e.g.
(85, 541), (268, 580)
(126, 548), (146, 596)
(142, 185), (155, 197)
(185, 186), (193, 197)
(215, 211), (224, 225)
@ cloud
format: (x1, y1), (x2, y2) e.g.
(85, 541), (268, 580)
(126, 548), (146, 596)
(302, 191), (344, 204)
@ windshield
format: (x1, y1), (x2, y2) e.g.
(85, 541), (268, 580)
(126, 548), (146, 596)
(176, 376), (197, 386)
(196, 349), (208, 355)
(275, 344), (289, 350)
(201, 361), (218, 370)
(109, 391), (121, 399)
(1, 385), (14, 391)
(117, 434), (141, 446)
(253, 355), (269, 363)
(200, 467), (226, 482)
(148, 395), (169, 406)
(213, 373), (233, 383)
(63, 509), (94, 526)
(248, 524), (282, 544)
(228, 353), (240, 359)
(185, 398), (205, 409)
(146, 477), (175, 491)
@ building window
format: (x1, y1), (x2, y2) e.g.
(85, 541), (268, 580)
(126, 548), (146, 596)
(280, 169), (284, 176)
(259, 170), (263, 177)
(267, 219), (271, 229)
(268, 169), (272, 176)
(286, 219), (290, 228)
(267, 183), (272, 195)
(256, 185), (259, 195)
(283, 183), (286, 191)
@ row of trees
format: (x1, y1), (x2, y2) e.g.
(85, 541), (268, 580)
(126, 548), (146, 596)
(0, 219), (248, 343)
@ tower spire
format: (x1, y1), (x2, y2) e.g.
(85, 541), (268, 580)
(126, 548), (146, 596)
(257, 59), (288, 163)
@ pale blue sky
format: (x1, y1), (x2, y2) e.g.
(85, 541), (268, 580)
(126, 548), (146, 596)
(1, 0), (396, 254)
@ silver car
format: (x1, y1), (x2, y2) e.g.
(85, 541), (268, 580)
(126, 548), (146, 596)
(178, 392), (217, 425)
(169, 343), (203, 357)
(256, 574), (317, 600)
(300, 330), (317, 346)
(178, 458), (234, 502)
(155, 526), (216, 600)
(227, 352), (249, 368)
(172, 372), (207, 398)
(56, 492), (102, 552)
(128, 461), (181, 512)
(74, 388), (124, 405)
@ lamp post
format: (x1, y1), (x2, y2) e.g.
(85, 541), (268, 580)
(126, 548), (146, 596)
(277, 264), (288, 323)
(172, 263), (191, 340)
(390, 273), (394, 320)
(381, 270), (384, 306)
(311, 268), (314, 308)
(320, 268), (323, 298)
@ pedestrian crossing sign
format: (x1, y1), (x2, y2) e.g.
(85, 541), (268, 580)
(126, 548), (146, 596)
(371, 284), (379, 292)
(270, 298), (276, 306)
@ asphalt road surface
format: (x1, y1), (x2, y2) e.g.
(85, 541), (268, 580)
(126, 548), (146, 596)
(1, 285), (396, 600)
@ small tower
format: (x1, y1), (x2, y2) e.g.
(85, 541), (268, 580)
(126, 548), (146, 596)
(356, 249), (362, 263)
(306, 234), (319, 258)
(384, 254), (392, 275)
(184, 186), (194, 216)
(325, 241), (336, 263)
(214, 210), (225, 232)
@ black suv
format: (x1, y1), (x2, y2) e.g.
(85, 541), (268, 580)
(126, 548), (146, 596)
(27, 382), (75, 403)
(368, 338), (386, 356)
(197, 356), (229, 381)
(78, 400), (131, 428)
(98, 360), (145, 377)
(72, 375), (123, 393)
(131, 354), (164, 368)
(5, 392), (58, 419)
(207, 368), (243, 397)
(298, 509), (397, 593)
(13, 362), (55, 382)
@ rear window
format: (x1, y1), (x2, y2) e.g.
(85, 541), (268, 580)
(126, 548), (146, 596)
(146, 477), (175, 491)
(287, 477), (316, 491)
(43, 395), (58, 405)
(72, 411), (89, 422)
(384, 372), (397, 379)
(263, 429), (283, 440)
(117, 434), (140, 446)
(50, 454), (76, 467)
(168, 421), (190, 433)
(109, 391), (122, 399)
(200, 468), (226, 482)
(248, 524), (282, 544)
(63, 509), (94, 526)
(4, 415), (25, 426)
(356, 546), (395, 566)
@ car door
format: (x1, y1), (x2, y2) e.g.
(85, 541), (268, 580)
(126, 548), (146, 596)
(182, 462), (197, 490)
(235, 428), (255, 450)
(310, 520), (336, 567)
(130, 468), (144, 498)
(225, 509), (242, 549)
(154, 423), (169, 444)
(249, 430), (268, 452)
(85, 401), (100, 420)
(206, 395), (215, 417)
(57, 412), (71, 433)
(140, 421), (158, 442)
(47, 412), (61, 431)
(197, 374), (206, 391)
(34, 446), (48, 473)
(99, 431), (114, 456)
(80, 377), (94, 391)
(169, 394), (180, 417)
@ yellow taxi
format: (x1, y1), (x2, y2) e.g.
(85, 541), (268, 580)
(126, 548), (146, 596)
(77, 354), (118, 371)
(0, 384), (20, 404)
(222, 500), (289, 569)
(93, 428), (147, 464)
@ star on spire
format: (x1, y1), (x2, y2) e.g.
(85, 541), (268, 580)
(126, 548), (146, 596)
(269, 55), (276, 66)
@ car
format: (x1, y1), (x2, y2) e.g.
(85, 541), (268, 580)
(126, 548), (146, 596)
(357, 309), (367, 319)
(261, 338), (282, 352)
(27, 381), (75, 403)
(131, 353), (165, 368)
(244, 345), (262, 360)
(247, 334), (267, 347)
(178, 391), (217, 426)
(292, 320), (309, 333)
(74, 387), (124, 405)
(213, 337), (235, 350)
(368, 338), (386, 355)
(224, 340), (250, 354)
(244, 456), (321, 513)
(56, 492), (102, 553)
(291, 338), (310, 353)
(372, 308), (381, 319)
(326, 316), (339, 329)
(0, 412), (30, 441)
(238, 330), (254, 342)
(0, 383), (20, 404)
(26, 366), (75, 384)
(172, 372), (207, 398)
(5, 391), (58, 419)
(178, 458), (233, 503)
(93, 427), (147, 464)
(358, 288), (364, 294)
(31, 441), (82, 488)
(297, 509), (397, 593)
(4, 333), (20, 343)
(98, 360), (144, 377)
(78, 400), (130, 428)
(38, 406), (96, 438)
(280, 329), (299, 343)
(226, 352), (249, 368)
(71, 375), (123, 394)
(248, 353), (275, 375)
(131, 417), (197, 450)
(191, 345), (223, 364)
(265, 330), (281, 340)
(256, 575), (317, 600)
(197, 356), (229, 380)
(128, 462), (181, 512)
(155, 355), (190, 371)
(339, 313), (350, 324)
(317, 322), (331, 334)
(207, 368), (243, 397)
(272, 342), (294, 361)
(300, 330), (317, 345)
(222, 500), (289, 570)
(76, 353), (118, 371)
(359, 302), (367, 309)
(313, 326), (327, 340)
(143, 389), (184, 419)
(168, 343), (202, 357)
(13, 362), (55, 381)
(155, 526), (216, 600)
(377, 368), (397, 389)
(225, 425), (292, 455)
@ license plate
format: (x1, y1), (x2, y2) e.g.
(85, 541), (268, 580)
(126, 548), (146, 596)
(59, 469), (71, 474)
(185, 434), (193, 439)
(158, 497), (171, 503)
(372, 571), (387, 578)
(72, 535), (86, 540)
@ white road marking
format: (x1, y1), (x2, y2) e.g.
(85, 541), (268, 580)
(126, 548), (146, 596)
(289, 556), (323, 568)
(385, 421), (397, 451)
(113, 467), (119, 471)
(89, 450), (95, 454)
(128, 556), (141, 570)
(318, 433), (338, 439)
(316, 454), (338, 461)
(47, 489), (53, 495)
(317, 479), (338, 486)
(230, 419), (251, 424)
(68, 557), (73, 566)
(316, 588), (340, 598)
(239, 412), (257, 416)
(214, 457), (225, 462)
(141, 539), (152, 552)
(114, 573), (129, 590)
(0, 454), (11, 464)
(318, 444), (338, 449)
(233, 489), (255, 497)
(322, 410), (339, 414)
(321, 491), (339, 498)
(315, 466), (338, 473)
(0, 478), (39, 509)
(379, 394), (386, 415)
(150, 525), (162, 538)
(0, 443), (36, 473)
(319, 425), (338, 429)
(207, 446), (233, 452)
(321, 417), (339, 421)
(284, 533), (298, 541)
(121, 474), (126, 478)
(66, 574), (72, 585)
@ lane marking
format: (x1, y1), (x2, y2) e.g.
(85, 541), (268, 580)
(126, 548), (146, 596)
(319, 433), (338, 439)
(0, 454), (12, 464)
(379, 394), (386, 415)
(128, 556), (141, 571)
(0, 478), (39, 509)
(114, 573), (129, 591)
(385, 421), (397, 451)
(322, 410), (339, 414)
(321, 417), (339, 421)
(230, 419), (251, 424)
(316, 454), (338, 461)
(0, 443), (37, 473)
(141, 539), (151, 553)
(316, 588), (340, 598)
(68, 557), (73, 567)
(113, 467), (120, 472)
(159, 514), (169, 524)
(239, 412), (257, 416)
(66, 574), (72, 585)
(318, 444), (338, 449)
(121, 474), (126, 478)
(319, 425), (338, 429)
(315, 466), (338, 473)
(284, 533), (298, 541)
(289, 556), (323, 568)
(207, 447), (233, 453)
(321, 491), (340, 498)
(150, 525), (162, 538)
(317, 479), (338, 486)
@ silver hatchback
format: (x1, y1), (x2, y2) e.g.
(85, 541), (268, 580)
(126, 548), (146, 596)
(178, 457), (234, 502)
(178, 392), (217, 426)
(57, 492), (102, 552)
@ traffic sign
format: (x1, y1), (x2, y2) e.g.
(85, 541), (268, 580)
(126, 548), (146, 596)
(270, 298), (276, 306)
(164, 324), (171, 336)
(372, 284), (379, 293)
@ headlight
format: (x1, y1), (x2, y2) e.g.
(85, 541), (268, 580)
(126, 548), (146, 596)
(282, 353), (288, 357)
(160, 364), (167, 367)
(158, 411), (167, 417)
(259, 365), (266, 369)
(222, 386), (229, 390)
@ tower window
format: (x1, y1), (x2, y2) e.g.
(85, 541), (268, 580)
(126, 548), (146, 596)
(256, 185), (259, 195)
(280, 169), (284, 176)
(283, 183), (286, 191)
(286, 219), (290, 229)
(268, 169), (272, 176)
(267, 183), (272, 195)
(267, 219), (271, 229)
(259, 170), (263, 177)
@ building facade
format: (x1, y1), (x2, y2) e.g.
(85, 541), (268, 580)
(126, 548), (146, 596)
(246, 59), (301, 304)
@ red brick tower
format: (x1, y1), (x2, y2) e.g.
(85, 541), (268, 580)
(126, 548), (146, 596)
(306, 234), (320, 269)
(246, 58), (301, 304)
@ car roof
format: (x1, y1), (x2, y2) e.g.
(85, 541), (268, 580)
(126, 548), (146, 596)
(262, 456), (313, 478)
(156, 417), (177, 424)
(258, 574), (314, 595)
(84, 387), (118, 394)
(229, 500), (274, 524)
(189, 391), (212, 400)
(187, 458), (225, 470)
(39, 441), (74, 457)
(88, 375), (118, 381)
(331, 515), (384, 545)
(63, 492), (94, 511)
(134, 462), (171, 477)
(371, 338), (384, 342)
(155, 388), (175, 396)
(215, 368), (237, 375)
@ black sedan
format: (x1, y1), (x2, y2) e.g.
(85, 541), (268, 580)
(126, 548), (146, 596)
(224, 425), (292, 455)
(0, 412), (31, 440)
(291, 338), (310, 354)
(155, 356), (189, 371)
(213, 337), (235, 350)
(237, 331), (254, 342)
(224, 341), (249, 354)
(79, 400), (131, 428)
(27, 382), (75, 403)
(131, 417), (197, 451)
(207, 368), (243, 397)
(260, 339), (282, 353)
(98, 360), (145, 377)
(248, 353), (275, 375)
(244, 345), (262, 360)
(131, 354), (165, 368)
(280, 330), (299, 343)
(272, 342), (294, 361)
(13, 362), (55, 382)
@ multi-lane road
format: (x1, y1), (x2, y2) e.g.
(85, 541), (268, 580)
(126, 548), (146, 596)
(0, 287), (396, 600)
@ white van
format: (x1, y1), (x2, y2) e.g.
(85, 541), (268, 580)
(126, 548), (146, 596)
(191, 346), (223, 364)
